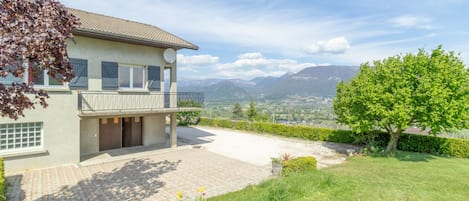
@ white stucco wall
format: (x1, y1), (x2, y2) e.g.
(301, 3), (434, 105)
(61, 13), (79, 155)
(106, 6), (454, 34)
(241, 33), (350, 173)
(79, 118), (99, 155)
(143, 114), (167, 146)
(1, 92), (81, 172)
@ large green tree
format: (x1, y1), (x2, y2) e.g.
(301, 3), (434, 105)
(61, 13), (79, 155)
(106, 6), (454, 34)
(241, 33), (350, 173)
(232, 102), (244, 120)
(334, 46), (469, 152)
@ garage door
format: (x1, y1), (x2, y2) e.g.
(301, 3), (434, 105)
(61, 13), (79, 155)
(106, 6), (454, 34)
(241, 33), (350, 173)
(99, 118), (122, 151)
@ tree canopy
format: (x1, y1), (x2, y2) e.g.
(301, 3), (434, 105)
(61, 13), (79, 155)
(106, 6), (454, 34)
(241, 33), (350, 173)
(246, 99), (257, 120)
(0, 0), (80, 119)
(232, 102), (243, 120)
(334, 46), (469, 152)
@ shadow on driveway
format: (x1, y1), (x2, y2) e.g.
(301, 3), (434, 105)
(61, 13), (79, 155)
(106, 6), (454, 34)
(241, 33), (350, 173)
(13, 159), (181, 201)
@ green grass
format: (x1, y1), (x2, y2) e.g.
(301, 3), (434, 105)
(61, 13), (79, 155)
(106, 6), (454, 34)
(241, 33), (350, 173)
(209, 151), (469, 201)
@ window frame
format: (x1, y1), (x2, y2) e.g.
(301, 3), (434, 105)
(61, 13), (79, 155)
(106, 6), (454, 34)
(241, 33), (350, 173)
(118, 63), (146, 90)
(18, 63), (68, 89)
(25, 68), (68, 89)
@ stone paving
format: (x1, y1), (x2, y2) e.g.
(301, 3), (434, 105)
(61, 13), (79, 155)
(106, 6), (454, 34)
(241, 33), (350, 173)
(6, 148), (271, 201)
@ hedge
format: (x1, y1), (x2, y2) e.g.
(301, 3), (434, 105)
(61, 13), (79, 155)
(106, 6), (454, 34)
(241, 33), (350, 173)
(197, 118), (469, 158)
(282, 156), (317, 176)
(198, 118), (357, 144)
(0, 158), (5, 201)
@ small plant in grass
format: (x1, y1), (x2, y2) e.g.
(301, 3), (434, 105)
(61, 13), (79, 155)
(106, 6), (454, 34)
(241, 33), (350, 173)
(282, 156), (317, 176)
(175, 186), (207, 201)
(272, 153), (294, 176)
(195, 186), (207, 201)
(271, 157), (283, 176)
(360, 141), (384, 156)
(280, 153), (294, 161)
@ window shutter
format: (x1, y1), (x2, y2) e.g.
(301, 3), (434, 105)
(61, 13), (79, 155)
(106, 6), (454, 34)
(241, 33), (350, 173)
(69, 58), (88, 89)
(147, 65), (161, 91)
(101, 61), (118, 90)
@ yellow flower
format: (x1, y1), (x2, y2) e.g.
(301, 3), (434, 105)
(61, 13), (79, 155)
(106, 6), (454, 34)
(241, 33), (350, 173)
(197, 186), (205, 193)
(176, 191), (183, 200)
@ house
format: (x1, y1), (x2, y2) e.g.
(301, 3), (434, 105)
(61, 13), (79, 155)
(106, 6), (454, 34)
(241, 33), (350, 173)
(0, 8), (202, 172)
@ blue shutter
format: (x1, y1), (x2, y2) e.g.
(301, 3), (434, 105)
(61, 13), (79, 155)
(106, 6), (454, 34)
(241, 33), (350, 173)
(147, 65), (161, 91)
(101, 61), (118, 90)
(69, 58), (88, 89)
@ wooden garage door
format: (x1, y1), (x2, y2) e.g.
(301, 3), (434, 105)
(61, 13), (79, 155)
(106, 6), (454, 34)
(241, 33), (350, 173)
(122, 117), (142, 147)
(99, 118), (121, 151)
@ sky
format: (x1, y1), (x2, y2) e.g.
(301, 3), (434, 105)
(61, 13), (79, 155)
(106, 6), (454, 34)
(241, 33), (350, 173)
(60, 0), (469, 79)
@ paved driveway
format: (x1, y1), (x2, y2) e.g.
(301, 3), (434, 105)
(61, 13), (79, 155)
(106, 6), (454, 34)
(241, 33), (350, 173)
(6, 126), (358, 201)
(6, 149), (270, 201)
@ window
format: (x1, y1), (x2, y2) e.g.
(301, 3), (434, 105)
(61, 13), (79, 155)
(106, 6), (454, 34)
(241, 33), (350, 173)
(0, 122), (43, 152)
(30, 69), (65, 87)
(0, 60), (88, 89)
(118, 64), (144, 89)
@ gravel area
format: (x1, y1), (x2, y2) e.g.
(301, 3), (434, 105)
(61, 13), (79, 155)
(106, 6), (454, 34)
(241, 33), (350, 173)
(177, 126), (361, 169)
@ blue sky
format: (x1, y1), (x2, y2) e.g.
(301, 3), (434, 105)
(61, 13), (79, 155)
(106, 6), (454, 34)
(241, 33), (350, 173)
(60, 0), (469, 79)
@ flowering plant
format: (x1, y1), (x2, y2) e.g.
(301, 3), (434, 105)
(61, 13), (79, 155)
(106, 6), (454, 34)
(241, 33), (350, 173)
(175, 186), (207, 201)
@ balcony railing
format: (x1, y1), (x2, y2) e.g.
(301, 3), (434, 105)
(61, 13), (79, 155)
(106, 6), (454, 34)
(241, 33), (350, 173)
(78, 92), (204, 113)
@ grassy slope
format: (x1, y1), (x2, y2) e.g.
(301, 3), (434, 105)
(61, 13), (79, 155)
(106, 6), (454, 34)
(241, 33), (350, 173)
(209, 151), (469, 201)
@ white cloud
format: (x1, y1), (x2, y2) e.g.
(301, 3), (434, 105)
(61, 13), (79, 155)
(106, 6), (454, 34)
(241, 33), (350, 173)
(388, 15), (434, 29)
(238, 52), (264, 59)
(305, 37), (351, 55)
(177, 54), (219, 65)
(178, 52), (317, 79)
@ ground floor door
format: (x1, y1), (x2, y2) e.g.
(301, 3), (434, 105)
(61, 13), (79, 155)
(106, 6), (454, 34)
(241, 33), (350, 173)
(99, 118), (122, 151)
(122, 117), (142, 147)
(99, 117), (143, 151)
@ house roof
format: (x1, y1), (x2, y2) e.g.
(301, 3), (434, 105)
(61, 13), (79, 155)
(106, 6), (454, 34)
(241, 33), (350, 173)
(68, 8), (198, 50)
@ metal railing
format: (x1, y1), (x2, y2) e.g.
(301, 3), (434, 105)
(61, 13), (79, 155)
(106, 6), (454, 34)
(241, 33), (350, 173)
(78, 91), (204, 112)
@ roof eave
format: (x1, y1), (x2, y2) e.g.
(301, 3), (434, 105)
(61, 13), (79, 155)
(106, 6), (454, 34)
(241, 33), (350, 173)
(73, 29), (199, 50)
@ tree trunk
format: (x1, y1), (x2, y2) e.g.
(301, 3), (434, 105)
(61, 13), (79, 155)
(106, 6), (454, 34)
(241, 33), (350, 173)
(385, 131), (401, 153)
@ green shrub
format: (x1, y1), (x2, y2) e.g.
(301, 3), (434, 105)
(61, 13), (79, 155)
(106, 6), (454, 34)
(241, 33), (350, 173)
(218, 119), (234, 128)
(198, 118), (210, 126)
(198, 118), (359, 144)
(197, 118), (469, 158)
(282, 156), (317, 176)
(234, 121), (249, 130)
(397, 133), (469, 158)
(0, 158), (5, 201)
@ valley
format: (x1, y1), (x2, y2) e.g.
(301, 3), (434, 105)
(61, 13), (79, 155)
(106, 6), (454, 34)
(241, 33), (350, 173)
(177, 65), (359, 129)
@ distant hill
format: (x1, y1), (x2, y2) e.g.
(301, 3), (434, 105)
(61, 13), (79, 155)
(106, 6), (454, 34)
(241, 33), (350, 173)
(264, 66), (359, 98)
(178, 65), (359, 101)
(204, 80), (251, 101)
(178, 79), (251, 102)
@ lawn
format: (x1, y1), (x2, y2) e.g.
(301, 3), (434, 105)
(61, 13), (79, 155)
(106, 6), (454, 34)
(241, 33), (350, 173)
(209, 151), (469, 201)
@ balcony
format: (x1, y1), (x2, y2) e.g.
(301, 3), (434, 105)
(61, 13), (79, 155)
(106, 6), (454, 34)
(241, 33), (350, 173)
(77, 92), (204, 116)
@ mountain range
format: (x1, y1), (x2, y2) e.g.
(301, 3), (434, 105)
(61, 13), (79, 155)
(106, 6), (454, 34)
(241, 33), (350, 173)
(177, 65), (359, 101)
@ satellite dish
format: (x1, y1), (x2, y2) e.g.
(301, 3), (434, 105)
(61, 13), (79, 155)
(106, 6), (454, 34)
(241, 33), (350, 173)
(163, 48), (176, 64)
